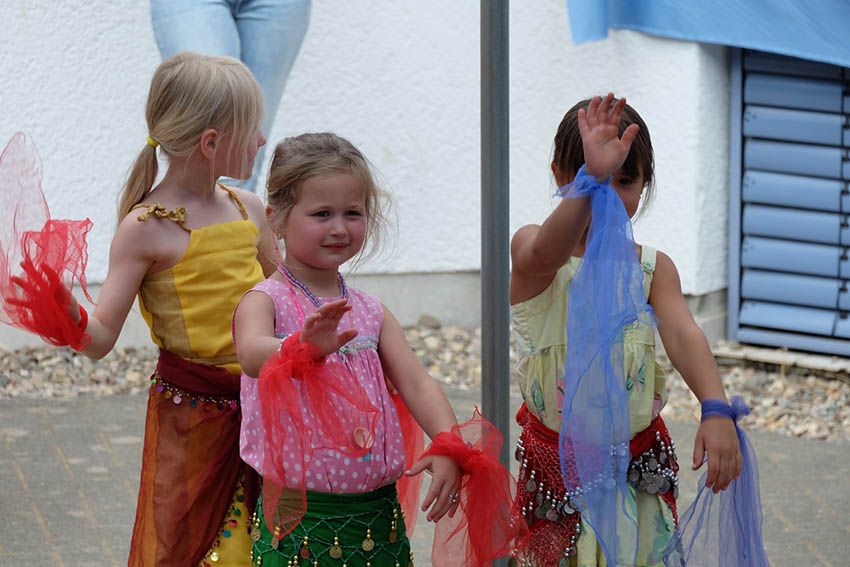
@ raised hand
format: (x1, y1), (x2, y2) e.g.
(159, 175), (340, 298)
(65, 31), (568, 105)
(577, 92), (640, 181)
(300, 298), (358, 358)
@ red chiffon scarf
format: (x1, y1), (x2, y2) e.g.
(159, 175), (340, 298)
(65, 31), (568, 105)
(0, 132), (92, 350)
(392, 391), (425, 535)
(257, 333), (381, 539)
(420, 410), (530, 567)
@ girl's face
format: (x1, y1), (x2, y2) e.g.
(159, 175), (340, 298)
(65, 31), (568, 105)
(279, 172), (367, 272)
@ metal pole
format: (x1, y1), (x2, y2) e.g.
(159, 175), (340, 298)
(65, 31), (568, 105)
(481, 2), (510, 563)
(481, 0), (510, 472)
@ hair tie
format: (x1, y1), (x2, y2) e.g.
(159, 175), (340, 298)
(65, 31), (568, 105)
(146, 136), (159, 148)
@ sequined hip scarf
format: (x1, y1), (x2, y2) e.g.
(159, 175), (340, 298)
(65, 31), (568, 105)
(512, 404), (679, 566)
(251, 483), (414, 567)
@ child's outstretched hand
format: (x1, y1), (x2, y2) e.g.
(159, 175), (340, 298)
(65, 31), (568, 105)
(405, 454), (462, 523)
(693, 415), (742, 493)
(578, 92), (640, 181)
(300, 299), (358, 358)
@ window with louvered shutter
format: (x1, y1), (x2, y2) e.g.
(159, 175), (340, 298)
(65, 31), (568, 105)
(728, 49), (850, 355)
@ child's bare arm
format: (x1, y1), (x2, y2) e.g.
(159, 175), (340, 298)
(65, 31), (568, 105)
(378, 306), (457, 437)
(378, 305), (461, 521)
(76, 217), (156, 359)
(652, 252), (726, 401)
(651, 251), (742, 491)
(510, 200), (590, 294)
(233, 291), (280, 378)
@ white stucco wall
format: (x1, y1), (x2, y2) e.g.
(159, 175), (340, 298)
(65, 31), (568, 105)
(1, 2), (729, 320)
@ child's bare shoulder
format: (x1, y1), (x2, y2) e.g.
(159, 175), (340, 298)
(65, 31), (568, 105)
(509, 223), (542, 266)
(226, 186), (265, 224)
(113, 205), (188, 265)
(648, 249), (684, 303)
(653, 249), (678, 274)
(230, 186), (262, 208)
(511, 223), (541, 246)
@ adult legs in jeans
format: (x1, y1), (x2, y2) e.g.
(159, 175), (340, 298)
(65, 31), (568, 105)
(150, 0), (310, 194)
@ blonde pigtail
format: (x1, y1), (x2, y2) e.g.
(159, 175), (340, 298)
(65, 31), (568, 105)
(118, 144), (159, 224)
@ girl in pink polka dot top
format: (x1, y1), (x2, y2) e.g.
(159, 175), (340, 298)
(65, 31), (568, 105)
(233, 132), (469, 567)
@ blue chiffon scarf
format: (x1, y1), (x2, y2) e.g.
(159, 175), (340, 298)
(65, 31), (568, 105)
(556, 166), (769, 566)
(662, 397), (771, 567)
(556, 165), (656, 566)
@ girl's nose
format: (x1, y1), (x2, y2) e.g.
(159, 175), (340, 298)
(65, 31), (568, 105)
(328, 218), (346, 236)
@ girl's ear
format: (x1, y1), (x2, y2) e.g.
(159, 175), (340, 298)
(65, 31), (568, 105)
(199, 128), (219, 160)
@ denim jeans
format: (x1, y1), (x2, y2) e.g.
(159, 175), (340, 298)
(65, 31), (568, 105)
(150, 0), (310, 193)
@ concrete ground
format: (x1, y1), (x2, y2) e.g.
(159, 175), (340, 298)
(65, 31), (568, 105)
(1, 388), (848, 566)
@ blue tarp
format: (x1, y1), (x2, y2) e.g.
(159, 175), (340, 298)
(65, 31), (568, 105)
(568, 1), (850, 69)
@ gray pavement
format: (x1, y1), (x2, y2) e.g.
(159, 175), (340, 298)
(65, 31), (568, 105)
(1, 388), (848, 566)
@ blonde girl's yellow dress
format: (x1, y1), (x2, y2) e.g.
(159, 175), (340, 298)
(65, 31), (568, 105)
(128, 185), (264, 567)
(511, 246), (678, 567)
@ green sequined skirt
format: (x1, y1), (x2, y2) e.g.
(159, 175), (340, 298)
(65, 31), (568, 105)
(251, 483), (413, 567)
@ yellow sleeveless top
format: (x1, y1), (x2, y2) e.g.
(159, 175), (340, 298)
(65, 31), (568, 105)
(133, 186), (265, 374)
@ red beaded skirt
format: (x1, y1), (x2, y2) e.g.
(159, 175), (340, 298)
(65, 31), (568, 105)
(512, 404), (678, 566)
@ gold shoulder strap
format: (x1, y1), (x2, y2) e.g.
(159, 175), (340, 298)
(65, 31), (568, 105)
(218, 184), (249, 220)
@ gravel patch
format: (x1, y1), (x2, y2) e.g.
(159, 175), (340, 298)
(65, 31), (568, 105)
(1, 321), (848, 444)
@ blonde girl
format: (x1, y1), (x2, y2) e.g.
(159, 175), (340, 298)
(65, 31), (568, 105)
(67, 52), (272, 566)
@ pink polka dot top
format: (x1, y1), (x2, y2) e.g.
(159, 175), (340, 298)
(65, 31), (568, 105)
(239, 277), (407, 493)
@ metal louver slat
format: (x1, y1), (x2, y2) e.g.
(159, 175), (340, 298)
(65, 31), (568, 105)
(741, 236), (850, 278)
(742, 171), (847, 212)
(743, 51), (845, 79)
(739, 301), (836, 336)
(744, 73), (844, 112)
(835, 316), (850, 338)
(742, 204), (845, 244)
(744, 139), (849, 179)
(741, 269), (843, 309)
(743, 105), (846, 146)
